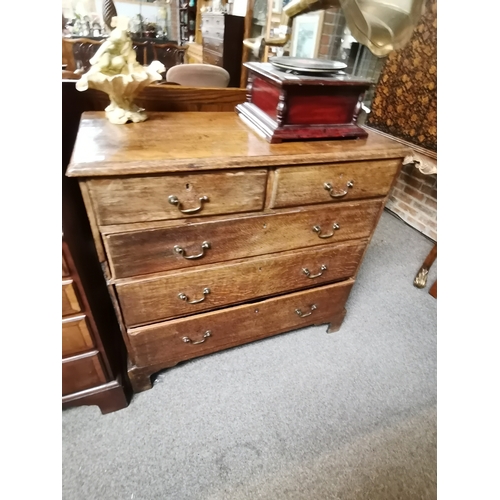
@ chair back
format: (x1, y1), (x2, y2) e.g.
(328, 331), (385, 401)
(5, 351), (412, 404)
(62, 37), (104, 73)
(166, 64), (230, 88)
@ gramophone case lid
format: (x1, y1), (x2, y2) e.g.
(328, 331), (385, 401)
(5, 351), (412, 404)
(270, 57), (347, 73)
(245, 62), (372, 88)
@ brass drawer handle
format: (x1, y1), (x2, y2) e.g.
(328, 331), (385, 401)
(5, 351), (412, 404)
(295, 304), (317, 318)
(324, 181), (354, 198)
(178, 287), (211, 304)
(174, 241), (211, 259)
(182, 330), (211, 345)
(169, 195), (209, 214)
(302, 264), (327, 279)
(312, 223), (340, 239)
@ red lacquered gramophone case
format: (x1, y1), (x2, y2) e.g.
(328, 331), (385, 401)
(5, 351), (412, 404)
(236, 61), (371, 143)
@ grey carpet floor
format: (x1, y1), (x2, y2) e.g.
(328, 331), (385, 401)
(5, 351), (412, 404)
(62, 210), (437, 500)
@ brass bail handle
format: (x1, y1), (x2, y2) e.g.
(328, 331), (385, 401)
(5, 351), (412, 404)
(169, 194), (209, 214)
(302, 264), (327, 279)
(182, 330), (212, 345)
(323, 181), (354, 199)
(312, 223), (340, 239)
(173, 241), (211, 259)
(295, 304), (317, 318)
(178, 287), (211, 304)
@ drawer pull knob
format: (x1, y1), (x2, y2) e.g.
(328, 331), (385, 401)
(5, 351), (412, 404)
(182, 330), (211, 345)
(169, 194), (209, 214)
(295, 304), (317, 318)
(302, 264), (327, 279)
(312, 223), (340, 239)
(174, 241), (211, 259)
(178, 287), (211, 304)
(324, 181), (354, 198)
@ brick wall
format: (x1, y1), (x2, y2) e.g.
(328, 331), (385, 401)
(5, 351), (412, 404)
(317, 8), (344, 59)
(386, 162), (437, 242)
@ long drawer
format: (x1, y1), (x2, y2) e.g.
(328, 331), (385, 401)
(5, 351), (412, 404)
(104, 199), (382, 279)
(269, 159), (401, 208)
(203, 48), (223, 67)
(116, 240), (366, 327)
(128, 279), (354, 368)
(62, 351), (107, 396)
(62, 314), (95, 357)
(88, 170), (267, 225)
(202, 36), (223, 54)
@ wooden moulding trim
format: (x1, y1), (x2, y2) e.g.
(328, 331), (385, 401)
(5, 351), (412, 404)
(363, 126), (437, 161)
(61, 379), (121, 403)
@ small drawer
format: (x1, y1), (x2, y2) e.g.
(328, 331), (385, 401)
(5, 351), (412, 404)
(202, 14), (224, 27)
(127, 280), (354, 368)
(104, 199), (382, 279)
(202, 36), (223, 54)
(62, 280), (82, 317)
(62, 351), (107, 396)
(88, 170), (267, 225)
(203, 48), (223, 67)
(269, 159), (402, 208)
(116, 240), (366, 327)
(62, 314), (95, 357)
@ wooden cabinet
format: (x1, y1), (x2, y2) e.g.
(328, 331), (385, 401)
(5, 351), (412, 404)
(201, 13), (245, 87)
(61, 235), (130, 413)
(62, 82), (131, 413)
(66, 111), (409, 394)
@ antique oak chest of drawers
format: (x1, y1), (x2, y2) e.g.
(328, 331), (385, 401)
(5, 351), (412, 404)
(66, 112), (409, 393)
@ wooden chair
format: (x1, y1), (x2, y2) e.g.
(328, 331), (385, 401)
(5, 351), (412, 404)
(152, 43), (187, 79)
(166, 64), (230, 88)
(62, 37), (104, 73)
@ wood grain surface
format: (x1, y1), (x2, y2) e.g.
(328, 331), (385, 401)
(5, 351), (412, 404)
(103, 200), (382, 279)
(88, 170), (268, 225)
(127, 280), (354, 368)
(62, 351), (107, 396)
(62, 314), (95, 357)
(66, 112), (411, 177)
(269, 159), (401, 208)
(115, 240), (367, 327)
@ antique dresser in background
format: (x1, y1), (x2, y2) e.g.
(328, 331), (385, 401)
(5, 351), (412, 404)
(201, 13), (244, 87)
(62, 81), (131, 413)
(66, 111), (409, 393)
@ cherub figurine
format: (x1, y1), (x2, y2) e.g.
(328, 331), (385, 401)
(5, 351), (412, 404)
(76, 16), (166, 124)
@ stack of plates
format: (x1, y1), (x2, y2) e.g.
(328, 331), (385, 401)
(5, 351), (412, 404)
(269, 57), (347, 74)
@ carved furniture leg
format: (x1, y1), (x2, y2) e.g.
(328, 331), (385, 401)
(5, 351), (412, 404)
(414, 243), (437, 288)
(127, 364), (154, 393)
(429, 280), (437, 299)
(327, 308), (347, 333)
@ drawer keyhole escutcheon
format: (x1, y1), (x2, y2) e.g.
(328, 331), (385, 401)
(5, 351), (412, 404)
(323, 181), (354, 198)
(313, 223), (340, 239)
(169, 194), (209, 214)
(182, 330), (211, 345)
(302, 264), (327, 279)
(174, 241), (211, 259)
(178, 287), (211, 304)
(295, 304), (317, 318)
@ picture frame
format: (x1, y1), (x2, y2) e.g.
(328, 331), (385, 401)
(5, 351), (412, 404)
(290, 10), (325, 58)
(272, 0), (283, 14)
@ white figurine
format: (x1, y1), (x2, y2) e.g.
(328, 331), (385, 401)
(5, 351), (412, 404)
(76, 16), (166, 124)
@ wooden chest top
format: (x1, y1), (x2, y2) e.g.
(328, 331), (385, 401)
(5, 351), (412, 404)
(66, 112), (410, 177)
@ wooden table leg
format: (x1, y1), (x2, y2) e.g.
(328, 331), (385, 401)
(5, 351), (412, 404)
(414, 243), (437, 289)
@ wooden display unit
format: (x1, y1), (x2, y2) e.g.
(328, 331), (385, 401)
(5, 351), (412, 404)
(237, 62), (371, 143)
